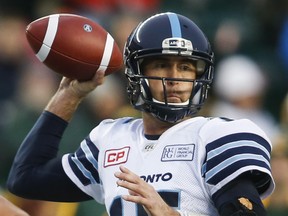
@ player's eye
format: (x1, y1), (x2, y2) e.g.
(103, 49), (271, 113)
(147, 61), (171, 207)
(154, 62), (167, 69)
(179, 63), (196, 72)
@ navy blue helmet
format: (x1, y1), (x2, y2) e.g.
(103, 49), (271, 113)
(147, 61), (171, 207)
(124, 12), (214, 123)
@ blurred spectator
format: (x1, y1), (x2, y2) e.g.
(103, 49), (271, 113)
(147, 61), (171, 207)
(0, 16), (27, 128)
(110, 13), (143, 52)
(206, 55), (280, 143)
(213, 20), (242, 59)
(84, 74), (140, 125)
(86, 75), (128, 120)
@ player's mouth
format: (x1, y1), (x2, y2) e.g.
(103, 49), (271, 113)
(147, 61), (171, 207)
(166, 93), (183, 103)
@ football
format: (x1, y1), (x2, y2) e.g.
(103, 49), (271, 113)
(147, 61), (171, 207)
(26, 13), (123, 81)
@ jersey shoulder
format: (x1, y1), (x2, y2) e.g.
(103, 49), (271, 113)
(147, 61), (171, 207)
(200, 117), (271, 144)
(89, 117), (142, 140)
(200, 117), (274, 199)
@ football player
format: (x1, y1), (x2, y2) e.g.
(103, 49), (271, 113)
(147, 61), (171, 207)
(7, 12), (274, 216)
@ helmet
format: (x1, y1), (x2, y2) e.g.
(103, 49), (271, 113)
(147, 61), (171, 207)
(124, 12), (214, 123)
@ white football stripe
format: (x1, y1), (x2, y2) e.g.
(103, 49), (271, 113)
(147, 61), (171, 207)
(36, 14), (60, 62)
(96, 33), (114, 73)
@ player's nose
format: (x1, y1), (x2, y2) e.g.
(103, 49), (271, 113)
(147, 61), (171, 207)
(166, 64), (179, 85)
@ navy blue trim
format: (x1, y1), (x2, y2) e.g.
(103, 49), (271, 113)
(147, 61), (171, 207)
(145, 134), (160, 140)
(205, 146), (270, 172)
(206, 133), (271, 153)
(207, 159), (270, 185)
(68, 154), (91, 186)
(85, 136), (99, 163)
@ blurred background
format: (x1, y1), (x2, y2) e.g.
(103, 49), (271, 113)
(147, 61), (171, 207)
(0, 0), (287, 215)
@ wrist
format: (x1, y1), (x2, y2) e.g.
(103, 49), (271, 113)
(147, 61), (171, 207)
(45, 89), (83, 121)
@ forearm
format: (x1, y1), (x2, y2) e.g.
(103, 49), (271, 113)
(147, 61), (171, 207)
(45, 88), (83, 122)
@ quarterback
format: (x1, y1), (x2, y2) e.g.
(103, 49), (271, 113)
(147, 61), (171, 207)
(7, 12), (274, 216)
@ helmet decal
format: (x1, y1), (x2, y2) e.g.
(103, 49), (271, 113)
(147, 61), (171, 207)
(167, 12), (182, 37)
(162, 38), (193, 55)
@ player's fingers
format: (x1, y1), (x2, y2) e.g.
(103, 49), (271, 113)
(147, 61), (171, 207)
(119, 165), (136, 175)
(121, 192), (156, 213)
(59, 76), (73, 88)
(116, 178), (138, 191)
(92, 70), (105, 86)
(122, 194), (147, 204)
(115, 166), (158, 200)
(128, 189), (138, 196)
(115, 176), (152, 199)
(115, 166), (142, 185)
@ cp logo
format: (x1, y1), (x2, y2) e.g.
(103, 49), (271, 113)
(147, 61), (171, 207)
(104, 147), (130, 167)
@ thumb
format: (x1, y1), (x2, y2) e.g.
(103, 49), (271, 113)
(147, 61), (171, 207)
(92, 69), (105, 86)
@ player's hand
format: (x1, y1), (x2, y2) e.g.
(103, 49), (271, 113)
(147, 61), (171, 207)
(59, 70), (105, 99)
(114, 166), (180, 216)
(45, 70), (105, 121)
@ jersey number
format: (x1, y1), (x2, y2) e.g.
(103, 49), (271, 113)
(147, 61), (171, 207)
(109, 191), (180, 216)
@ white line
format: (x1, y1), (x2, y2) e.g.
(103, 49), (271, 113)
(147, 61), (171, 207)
(96, 33), (114, 72)
(36, 14), (60, 62)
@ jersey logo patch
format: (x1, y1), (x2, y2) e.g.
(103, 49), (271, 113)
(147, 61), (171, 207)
(161, 144), (195, 162)
(104, 146), (130, 167)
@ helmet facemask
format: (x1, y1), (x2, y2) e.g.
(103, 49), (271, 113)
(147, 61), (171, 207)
(126, 54), (213, 123)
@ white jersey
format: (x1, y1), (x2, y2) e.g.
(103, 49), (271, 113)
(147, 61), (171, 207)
(62, 116), (275, 216)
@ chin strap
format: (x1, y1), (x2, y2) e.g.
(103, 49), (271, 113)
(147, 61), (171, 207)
(152, 98), (190, 105)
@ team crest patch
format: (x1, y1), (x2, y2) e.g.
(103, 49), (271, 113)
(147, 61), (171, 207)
(161, 144), (195, 161)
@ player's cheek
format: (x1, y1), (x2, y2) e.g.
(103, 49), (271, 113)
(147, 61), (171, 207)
(148, 80), (164, 100)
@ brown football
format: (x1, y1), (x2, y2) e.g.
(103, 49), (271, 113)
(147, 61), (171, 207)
(26, 13), (123, 81)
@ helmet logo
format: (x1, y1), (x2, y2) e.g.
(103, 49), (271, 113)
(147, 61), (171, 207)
(162, 37), (193, 55)
(169, 39), (185, 47)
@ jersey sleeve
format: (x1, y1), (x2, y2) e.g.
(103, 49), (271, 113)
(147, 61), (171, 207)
(200, 117), (275, 199)
(62, 128), (104, 203)
(61, 118), (128, 204)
